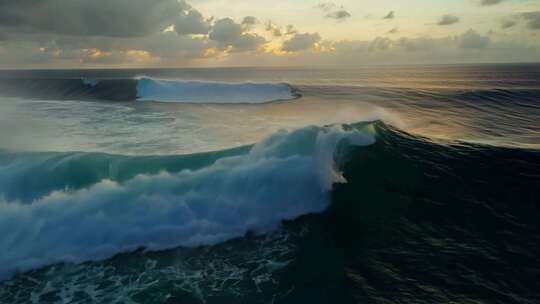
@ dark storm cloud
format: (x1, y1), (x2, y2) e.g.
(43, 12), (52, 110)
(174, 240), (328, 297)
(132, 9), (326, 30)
(522, 12), (540, 30)
(438, 14), (460, 26)
(0, 0), (188, 37)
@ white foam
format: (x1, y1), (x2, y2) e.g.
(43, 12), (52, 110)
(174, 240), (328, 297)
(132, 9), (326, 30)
(81, 78), (99, 87)
(0, 124), (375, 279)
(136, 78), (296, 103)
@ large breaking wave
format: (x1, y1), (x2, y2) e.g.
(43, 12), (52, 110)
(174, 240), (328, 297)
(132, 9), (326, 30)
(136, 78), (297, 103)
(1, 120), (539, 303)
(0, 123), (375, 279)
(0, 77), (299, 103)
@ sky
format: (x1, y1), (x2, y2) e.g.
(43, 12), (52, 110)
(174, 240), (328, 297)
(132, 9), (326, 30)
(0, 0), (539, 68)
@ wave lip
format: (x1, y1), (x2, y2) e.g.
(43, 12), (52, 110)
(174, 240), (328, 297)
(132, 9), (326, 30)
(136, 78), (299, 103)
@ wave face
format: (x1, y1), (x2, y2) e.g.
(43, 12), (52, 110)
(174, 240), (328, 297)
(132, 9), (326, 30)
(0, 77), (297, 103)
(0, 78), (139, 101)
(0, 124), (374, 279)
(136, 78), (297, 103)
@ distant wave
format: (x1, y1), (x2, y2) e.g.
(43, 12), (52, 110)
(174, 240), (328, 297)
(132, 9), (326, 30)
(136, 77), (298, 103)
(0, 78), (138, 101)
(0, 77), (299, 103)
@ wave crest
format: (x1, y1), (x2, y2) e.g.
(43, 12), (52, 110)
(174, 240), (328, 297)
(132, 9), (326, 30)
(0, 77), (299, 104)
(136, 78), (298, 103)
(0, 124), (374, 279)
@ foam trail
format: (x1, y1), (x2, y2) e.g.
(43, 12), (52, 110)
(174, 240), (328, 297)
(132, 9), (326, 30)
(136, 78), (297, 103)
(0, 124), (374, 280)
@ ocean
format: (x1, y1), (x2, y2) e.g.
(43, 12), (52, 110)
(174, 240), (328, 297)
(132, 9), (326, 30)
(0, 64), (539, 303)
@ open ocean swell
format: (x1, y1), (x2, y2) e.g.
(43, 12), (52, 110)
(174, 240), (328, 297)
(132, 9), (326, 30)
(0, 65), (539, 303)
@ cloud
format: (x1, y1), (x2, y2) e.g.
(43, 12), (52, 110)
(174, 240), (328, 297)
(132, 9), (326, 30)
(501, 19), (517, 29)
(0, 0), (272, 68)
(369, 37), (392, 51)
(285, 25), (297, 36)
(0, 32), (214, 67)
(438, 14), (460, 26)
(0, 12), (265, 67)
(388, 27), (399, 34)
(394, 30), (490, 50)
(232, 34), (266, 52)
(209, 18), (266, 52)
(265, 21), (283, 37)
(479, 0), (504, 6)
(136, 32), (214, 59)
(30, 31), (213, 64)
(522, 11), (540, 30)
(459, 29), (491, 48)
(383, 11), (395, 20)
(175, 9), (212, 36)
(265, 22), (297, 37)
(282, 33), (321, 52)
(209, 18), (244, 46)
(0, 0), (538, 68)
(326, 10), (351, 21)
(0, 0), (188, 37)
(316, 2), (337, 12)
(312, 30), (538, 65)
(316, 2), (351, 21)
(242, 16), (259, 28)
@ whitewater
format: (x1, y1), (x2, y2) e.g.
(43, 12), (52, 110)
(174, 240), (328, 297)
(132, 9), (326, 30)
(0, 123), (375, 279)
(136, 78), (298, 103)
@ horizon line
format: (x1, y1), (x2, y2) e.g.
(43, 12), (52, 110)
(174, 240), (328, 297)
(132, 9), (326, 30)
(1, 61), (540, 72)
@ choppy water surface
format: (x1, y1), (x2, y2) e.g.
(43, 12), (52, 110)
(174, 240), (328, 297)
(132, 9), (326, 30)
(0, 64), (539, 303)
